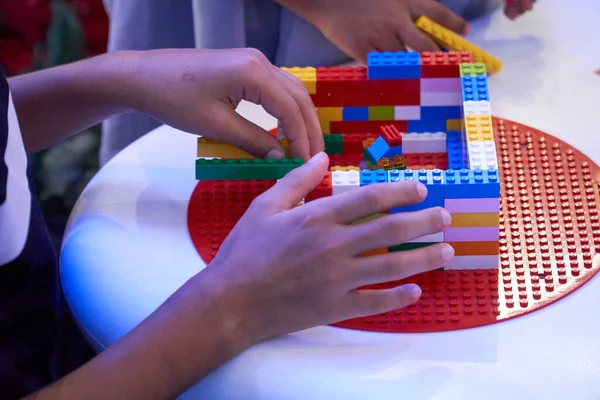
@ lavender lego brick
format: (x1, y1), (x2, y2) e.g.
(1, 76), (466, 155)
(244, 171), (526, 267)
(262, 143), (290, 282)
(420, 78), (461, 92)
(394, 105), (421, 120)
(420, 92), (462, 107)
(445, 255), (499, 270)
(445, 226), (500, 242)
(444, 198), (501, 213)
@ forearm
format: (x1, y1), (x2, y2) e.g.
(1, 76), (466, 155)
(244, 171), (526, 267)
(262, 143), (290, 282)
(25, 270), (254, 400)
(9, 52), (138, 154)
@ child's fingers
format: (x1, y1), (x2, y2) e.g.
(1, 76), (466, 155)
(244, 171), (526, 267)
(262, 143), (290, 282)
(346, 207), (451, 254)
(341, 284), (422, 319)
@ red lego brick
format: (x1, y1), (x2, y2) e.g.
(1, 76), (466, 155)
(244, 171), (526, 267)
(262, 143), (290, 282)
(380, 125), (403, 147)
(310, 93), (330, 107)
(404, 152), (448, 170)
(305, 171), (332, 202)
(343, 133), (379, 154)
(363, 120), (408, 133)
(368, 79), (420, 106)
(316, 66), (377, 106)
(420, 51), (472, 78)
(330, 121), (371, 134)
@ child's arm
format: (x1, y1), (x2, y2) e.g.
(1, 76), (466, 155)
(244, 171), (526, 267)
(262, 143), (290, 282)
(10, 48), (322, 160)
(25, 153), (453, 400)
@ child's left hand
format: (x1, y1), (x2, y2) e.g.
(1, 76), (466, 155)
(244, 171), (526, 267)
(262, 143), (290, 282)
(504, 0), (535, 20)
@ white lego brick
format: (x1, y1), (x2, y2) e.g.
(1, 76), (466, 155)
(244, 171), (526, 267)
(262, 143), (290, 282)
(467, 141), (498, 170)
(445, 255), (499, 270)
(408, 231), (444, 243)
(420, 92), (462, 107)
(463, 100), (491, 116)
(401, 132), (446, 154)
(394, 106), (421, 120)
(332, 170), (360, 195)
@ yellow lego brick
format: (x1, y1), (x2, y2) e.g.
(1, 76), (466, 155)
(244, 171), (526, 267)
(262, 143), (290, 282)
(446, 119), (462, 131)
(331, 166), (361, 172)
(415, 16), (503, 74)
(463, 114), (494, 142)
(281, 67), (316, 94)
(450, 212), (500, 227)
(317, 107), (343, 134)
(197, 137), (291, 158)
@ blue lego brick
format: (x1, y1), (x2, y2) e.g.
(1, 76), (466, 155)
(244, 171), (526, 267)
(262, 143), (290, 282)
(367, 51), (421, 79)
(343, 106), (369, 121)
(420, 106), (462, 120)
(360, 169), (389, 186)
(367, 136), (390, 162)
(444, 168), (501, 199)
(388, 169), (445, 213)
(460, 76), (490, 102)
(407, 119), (447, 132)
(446, 130), (465, 169)
(383, 145), (403, 158)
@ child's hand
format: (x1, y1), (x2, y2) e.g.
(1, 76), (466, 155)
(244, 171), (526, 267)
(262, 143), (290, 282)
(275, 0), (469, 64)
(206, 152), (454, 343)
(123, 48), (323, 160)
(503, 0), (535, 20)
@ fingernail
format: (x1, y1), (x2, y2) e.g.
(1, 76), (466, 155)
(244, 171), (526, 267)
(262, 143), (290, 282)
(308, 152), (326, 164)
(266, 148), (285, 159)
(440, 208), (452, 227)
(416, 182), (427, 199)
(405, 284), (422, 300)
(441, 244), (455, 265)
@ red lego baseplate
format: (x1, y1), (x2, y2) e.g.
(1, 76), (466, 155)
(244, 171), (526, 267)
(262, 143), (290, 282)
(187, 118), (600, 333)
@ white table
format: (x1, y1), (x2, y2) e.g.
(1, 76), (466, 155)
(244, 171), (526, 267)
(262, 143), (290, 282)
(61, 2), (600, 398)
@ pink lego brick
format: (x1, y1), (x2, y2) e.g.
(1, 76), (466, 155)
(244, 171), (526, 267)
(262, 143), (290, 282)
(420, 92), (462, 106)
(444, 227), (500, 242)
(394, 105), (421, 120)
(444, 198), (500, 213)
(420, 78), (461, 92)
(445, 255), (499, 270)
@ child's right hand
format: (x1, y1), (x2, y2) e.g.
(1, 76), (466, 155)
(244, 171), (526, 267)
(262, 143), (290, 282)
(205, 152), (454, 344)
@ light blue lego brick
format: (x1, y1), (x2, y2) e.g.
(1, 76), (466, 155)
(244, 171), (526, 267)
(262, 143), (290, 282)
(444, 168), (500, 199)
(360, 169), (388, 186)
(460, 76), (490, 102)
(367, 136), (390, 162)
(342, 106), (369, 121)
(388, 169), (445, 213)
(407, 119), (447, 132)
(420, 106), (462, 120)
(383, 146), (403, 158)
(367, 51), (421, 79)
(446, 130), (465, 169)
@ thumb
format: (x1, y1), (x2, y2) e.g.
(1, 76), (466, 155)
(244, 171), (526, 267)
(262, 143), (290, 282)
(213, 105), (287, 159)
(260, 152), (329, 210)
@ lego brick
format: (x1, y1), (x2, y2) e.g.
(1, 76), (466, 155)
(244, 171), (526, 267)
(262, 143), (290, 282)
(367, 51), (421, 79)
(388, 169), (445, 213)
(389, 242), (436, 252)
(363, 146), (378, 165)
(281, 66), (316, 94)
(394, 105), (421, 120)
(407, 119), (447, 133)
(197, 137), (252, 159)
(449, 212), (499, 227)
(317, 107), (343, 134)
(444, 197), (500, 213)
(445, 226), (500, 242)
(407, 231), (444, 243)
(381, 91), (420, 106)
(342, 133), (379, 154)
(330, 120), (408, 134)
(402, 132), (446, 154)
(323, 134), (344, 154)
(445, 255), (499, 270)
(380, 125), (403, 146)
(444, 168), (501, 199)
(446, 119), (462, 131)
(316, 66), (374, 106)
(420, 92), (462, 107)
(419, 51), (472, 78)
(421, 106), (462, 120)
(420, 77), (461, 92)
(383, 146), (403, 158)
(332, 169), (361, 195)
(415, 16), (502, 74)
(360, 247), (388, 257)
(367, 136), (391, 161)
(367, 79), (421, 106)
(449, 241), (499, 256)
(446, 131), (465, 169)
(404, 152), (448, 170)
(195, 157), (303, 180)
(360, 169), (388, 186)
(343, 106), (369, 121)
(459, 63), (487, 77)
(368, 106), (394, 121)
(377, 155), (407, 170)
(463, 100), (491, 116)
(467, 141), (498, 170)
(305, 171), (332, 202)
(464, 114), (494, 142)
(460, 75), (490, 102)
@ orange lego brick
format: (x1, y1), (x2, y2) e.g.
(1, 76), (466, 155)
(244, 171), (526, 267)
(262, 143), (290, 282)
(446, 119), (462, 131)
(449, 241), (499, 256)
(449, 212), (500, 228)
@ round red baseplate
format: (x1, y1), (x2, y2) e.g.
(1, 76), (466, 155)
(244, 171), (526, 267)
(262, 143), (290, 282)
(187, 118), (600, 333)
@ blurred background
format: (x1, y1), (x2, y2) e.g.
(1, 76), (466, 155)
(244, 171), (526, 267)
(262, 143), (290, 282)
(0, 0), (109, 250)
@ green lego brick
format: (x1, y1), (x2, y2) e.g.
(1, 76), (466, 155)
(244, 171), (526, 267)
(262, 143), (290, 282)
(389, 242), (436, 252)
(324, 134), (344, 154)
(195, 157), (303, 180)
(459, 62), (487, 76)
(368, 106), (394, 121)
